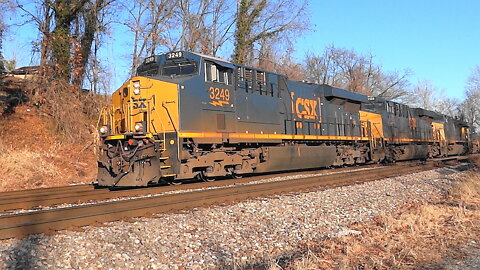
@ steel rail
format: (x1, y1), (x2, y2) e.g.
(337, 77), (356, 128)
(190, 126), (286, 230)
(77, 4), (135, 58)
(0, 184), (92, 199)
(0, 161), (457, 240)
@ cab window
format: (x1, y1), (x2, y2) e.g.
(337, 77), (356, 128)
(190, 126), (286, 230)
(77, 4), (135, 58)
(205, 61), (232, 85)
(161, 60), (197, 76)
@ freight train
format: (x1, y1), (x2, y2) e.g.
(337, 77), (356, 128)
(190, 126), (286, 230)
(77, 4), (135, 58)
(97, 51), (475, 187)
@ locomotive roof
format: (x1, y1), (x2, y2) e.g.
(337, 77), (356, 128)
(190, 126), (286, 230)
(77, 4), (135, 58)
(188, 52), (233, 65)
(320, 84), (368, 103)
(167, 51), (282, 75)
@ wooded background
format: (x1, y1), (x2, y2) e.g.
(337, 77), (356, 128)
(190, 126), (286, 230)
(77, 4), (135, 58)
(0, 0), (479, 131)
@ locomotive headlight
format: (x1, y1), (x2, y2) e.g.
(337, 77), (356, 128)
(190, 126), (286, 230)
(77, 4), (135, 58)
(133, 81), (141, 95)
(99, 125), (109, 136)
(134, 122), (144, 132)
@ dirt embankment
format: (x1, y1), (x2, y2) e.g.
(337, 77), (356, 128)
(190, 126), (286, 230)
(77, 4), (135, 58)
(0, 76), (107, 192)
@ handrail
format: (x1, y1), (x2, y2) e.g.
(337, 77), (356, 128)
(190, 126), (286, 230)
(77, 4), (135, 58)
(97, 105), (114, 130)
(162, 101), (178, 133)
(151, 107), (167, 151)
(372, 122), (381, 137)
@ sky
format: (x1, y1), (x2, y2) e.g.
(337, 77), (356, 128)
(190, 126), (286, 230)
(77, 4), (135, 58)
(3, 0), (480, 100)
(296, 0), (480, 100)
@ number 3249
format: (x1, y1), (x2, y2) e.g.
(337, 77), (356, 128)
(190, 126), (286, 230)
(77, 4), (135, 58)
(209, 87), (230, 102)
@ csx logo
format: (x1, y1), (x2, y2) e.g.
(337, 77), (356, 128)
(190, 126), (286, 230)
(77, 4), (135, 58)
(131, 97), (147, 109)
(133, 102), (147, 109)
(291, 92), (319, 120)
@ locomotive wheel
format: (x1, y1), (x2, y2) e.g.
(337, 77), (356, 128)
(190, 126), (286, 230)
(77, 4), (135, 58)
(168, 179), (183, 185)
(228, 167), (243, 179)
(232, 173), (243, 179)
(198, 171), (215, 182)
(167, 177), (182, 185)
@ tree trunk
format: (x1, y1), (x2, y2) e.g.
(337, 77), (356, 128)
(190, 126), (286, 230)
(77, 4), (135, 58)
(232, 0), (250, 64)
(51, 0), (88, 81)
(39, 2), (53, 69)
(72, 0), (104, 88)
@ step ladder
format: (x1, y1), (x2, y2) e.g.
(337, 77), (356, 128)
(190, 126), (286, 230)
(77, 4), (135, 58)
(159, 155), (176, 178)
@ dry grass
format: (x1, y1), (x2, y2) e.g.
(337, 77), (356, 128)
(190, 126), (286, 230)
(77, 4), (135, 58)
(0, 100), (99, 192)
(274, 171), (480, 269)
(0, 143), (60, 191)
(0, 141), (98, 192)
(449, 173), (480, 206)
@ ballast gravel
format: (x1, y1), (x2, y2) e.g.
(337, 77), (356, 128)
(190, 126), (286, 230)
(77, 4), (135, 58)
(0, 165), (468, 269)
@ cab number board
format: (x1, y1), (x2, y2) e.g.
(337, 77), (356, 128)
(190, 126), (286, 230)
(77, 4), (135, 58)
(144, 56), (156, 64)
(166, 51), (184, 60)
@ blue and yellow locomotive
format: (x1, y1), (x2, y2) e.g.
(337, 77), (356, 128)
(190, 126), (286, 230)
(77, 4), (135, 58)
(97, 51), (472, 187)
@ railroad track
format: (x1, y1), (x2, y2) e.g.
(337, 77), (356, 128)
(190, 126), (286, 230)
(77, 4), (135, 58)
(0, 164), (388, 213)
(0, 156), (472, 240)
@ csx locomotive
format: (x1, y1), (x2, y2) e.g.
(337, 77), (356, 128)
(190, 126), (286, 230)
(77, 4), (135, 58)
(97, 51), (474, 186)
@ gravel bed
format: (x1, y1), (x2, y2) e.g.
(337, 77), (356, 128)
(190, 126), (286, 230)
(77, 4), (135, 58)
(0, 165), (468, 269)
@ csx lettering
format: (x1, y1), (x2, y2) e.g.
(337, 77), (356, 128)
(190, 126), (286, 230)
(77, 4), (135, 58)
(209, 87), (230, 107)
(291, 92), (318, 119)
(133, 102), (147, 109)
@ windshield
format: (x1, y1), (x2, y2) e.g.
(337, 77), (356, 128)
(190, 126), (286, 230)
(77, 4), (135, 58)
(137, 64), (158, 77)
(162, 60), (197, 77)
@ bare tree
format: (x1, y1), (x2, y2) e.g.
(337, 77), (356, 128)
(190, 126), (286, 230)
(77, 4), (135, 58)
(305, 47), (378, 94)
(305, 46), (411, 100)
(460, 66), (480, 130)
(173, 0), (234, 56)
(249, 38), (305, 80)
(123, 0), (148, 75)
(375, 69), (411, 101)
(50, 0), (89, 79)
(74, 0), (117, 92)
(0, 0), (15, 71)
(407, 80), (438, 110)
(205, 0), (235, 56)
(18, 0), (114, 86)
(233, 0), (309, 65)
(123, 0), (177, 76)
(407, 81), (460, 117)
(274, 54), (305, 81)
(71, 0), (109, 88)
(435, 97), (460, 117)
(176, 0), (209, 52)
(16, 0), (54, 68)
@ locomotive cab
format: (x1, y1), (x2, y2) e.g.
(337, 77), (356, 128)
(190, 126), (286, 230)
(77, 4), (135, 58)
(137, 52), (198, 79)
